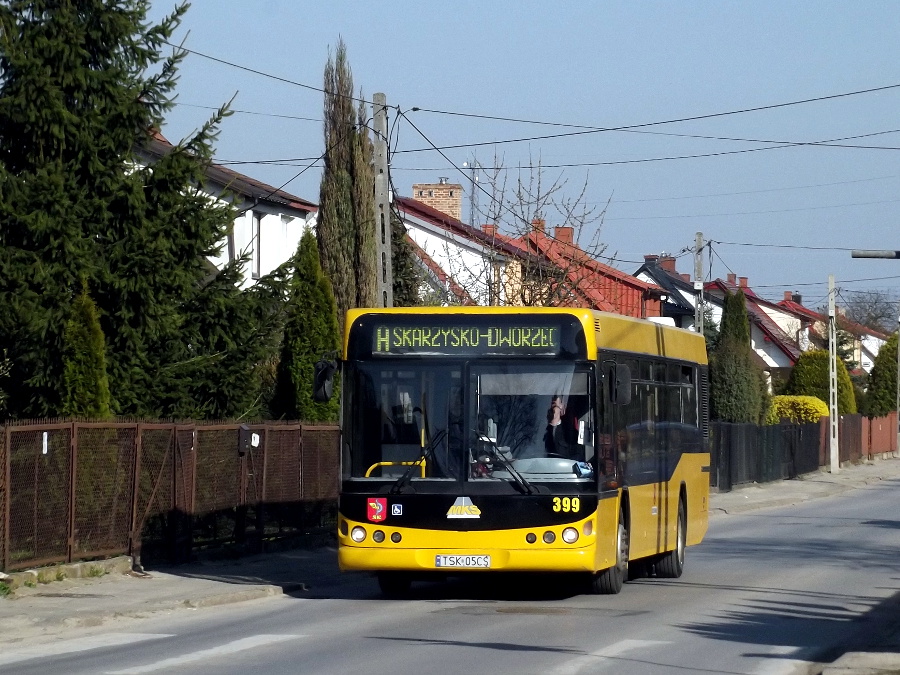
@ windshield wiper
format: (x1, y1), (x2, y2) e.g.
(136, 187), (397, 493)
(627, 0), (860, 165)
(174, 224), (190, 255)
(477, 433), (538, 495)
(389, 428), (448, 495)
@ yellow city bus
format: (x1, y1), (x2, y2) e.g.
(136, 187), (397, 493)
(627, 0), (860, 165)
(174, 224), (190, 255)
(315, 306), (710, 596)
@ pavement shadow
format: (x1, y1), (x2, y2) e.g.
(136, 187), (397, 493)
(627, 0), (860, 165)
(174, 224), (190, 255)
(672, 580), (900, 667)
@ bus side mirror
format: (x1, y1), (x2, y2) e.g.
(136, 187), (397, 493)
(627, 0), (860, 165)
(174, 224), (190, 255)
(313, 358), (337, 402)
(609, 364), (632, 406)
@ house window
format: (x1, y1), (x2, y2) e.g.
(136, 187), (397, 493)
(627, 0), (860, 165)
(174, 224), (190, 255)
(418, 190), (424, 197)
(251, 211), (262, 279)
(428, 190), (434, 197)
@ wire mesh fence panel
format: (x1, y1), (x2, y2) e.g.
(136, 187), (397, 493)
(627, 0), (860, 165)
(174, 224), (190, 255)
(7, 426), (72, 569)
(300, 426), (340, 530)
(135, 426), (176, 565)
(260, 426), (303, 539)
(300, 426), (340, 502)
(193, 426), (240, 548)
(1, 428), (7, 570)
(72, 425), (136, 559)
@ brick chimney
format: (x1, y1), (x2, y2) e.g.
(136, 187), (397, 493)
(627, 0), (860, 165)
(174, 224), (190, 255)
(739, 277), (748, 288)
(792, 292), (802, 304)
(681, 273), (691, 282)
(783, 291), (792, 301)
(659, 255), (677, 273)
(727, 273), (736, 285)
(412, 178), (463, 220)
(482, 224), (497, 237)
(644, 254), (659, 264)
(531, 217), (546, 233)
(554, 226), (573, 243)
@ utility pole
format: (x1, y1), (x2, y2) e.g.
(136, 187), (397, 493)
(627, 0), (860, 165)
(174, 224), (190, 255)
(849, 248), (900, 457)
(828, 275), (839, 473)
(373, 93), (393, 308)
(694, 232), (704, 336)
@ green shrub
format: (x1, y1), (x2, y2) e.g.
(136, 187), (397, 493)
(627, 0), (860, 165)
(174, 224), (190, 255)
(765, 395), (829, 425)
(784, 349), (857, 414)
(0, 582), (10, 597)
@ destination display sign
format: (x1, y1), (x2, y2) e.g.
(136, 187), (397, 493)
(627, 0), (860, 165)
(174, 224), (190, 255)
(346, 313), (588, 360)
(373, 324), (561, 355)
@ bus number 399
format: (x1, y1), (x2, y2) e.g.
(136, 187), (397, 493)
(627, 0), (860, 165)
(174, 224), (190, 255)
(552, 497), (580, 513)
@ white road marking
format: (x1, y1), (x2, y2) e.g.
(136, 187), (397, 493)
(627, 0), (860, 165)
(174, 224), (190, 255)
(0, 633), (173, 667)
(549, 638), (670, 675)
(105, 634), (303, 674)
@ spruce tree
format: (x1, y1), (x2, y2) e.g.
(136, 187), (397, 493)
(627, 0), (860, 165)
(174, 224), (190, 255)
(0, 1), (283, 418)
(866, 333), (898, 418)
(785, 350), (857, 415)
(391, 211), (421, 306)
(273, 230), (340, 422)
(62, 281), (112, 419)
(709, 290), (765, 422)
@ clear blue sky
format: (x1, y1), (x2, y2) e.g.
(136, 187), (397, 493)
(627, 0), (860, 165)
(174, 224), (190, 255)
(148, 1), (900, 310)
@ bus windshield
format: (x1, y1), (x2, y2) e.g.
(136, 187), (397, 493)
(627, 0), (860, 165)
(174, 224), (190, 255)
(344, 361), (595, 484)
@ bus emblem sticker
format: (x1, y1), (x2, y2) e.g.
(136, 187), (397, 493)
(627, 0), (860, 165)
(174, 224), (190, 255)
(446, 496), (481, 519)
(367, 498), (387, 522)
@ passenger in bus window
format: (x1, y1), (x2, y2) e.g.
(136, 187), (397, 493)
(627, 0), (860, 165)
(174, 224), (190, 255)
(544, 395), (579, 459)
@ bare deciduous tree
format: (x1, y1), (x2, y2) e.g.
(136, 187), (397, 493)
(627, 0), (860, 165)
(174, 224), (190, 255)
(432, 151), (615, 308)
(842, 290), (898, 334)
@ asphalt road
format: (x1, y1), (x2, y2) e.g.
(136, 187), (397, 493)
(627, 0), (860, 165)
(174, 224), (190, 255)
(3, 472), (899, 675)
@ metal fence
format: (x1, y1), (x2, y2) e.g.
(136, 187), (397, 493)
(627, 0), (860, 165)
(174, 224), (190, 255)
(2, 413), (897, 572)
(1, 421), (339, 572)
(710, 413), (898, 492)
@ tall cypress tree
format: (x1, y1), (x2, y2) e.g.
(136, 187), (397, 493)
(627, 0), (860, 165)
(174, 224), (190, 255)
(710, 290), (765, 422)
(318, 39), (378, 332)
(62, 280), (112, 419)
(273, 230), (340, 422)
(0, 1), (283, 419)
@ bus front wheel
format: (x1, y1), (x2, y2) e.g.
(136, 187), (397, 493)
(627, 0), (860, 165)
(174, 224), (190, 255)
(656, 498), (686, 578)
(591, 510), (628, 594)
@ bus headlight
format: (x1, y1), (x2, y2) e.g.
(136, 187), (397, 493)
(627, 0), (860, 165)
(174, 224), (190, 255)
(562, 527), (579, 544)
(372, 530), (385, 543)
(542, 531), (556, 544)
(350, 526), (367, 542)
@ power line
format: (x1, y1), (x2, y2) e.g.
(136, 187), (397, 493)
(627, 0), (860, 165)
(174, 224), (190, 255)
(173, 101), (320, 122)
(409, 81), (900, 130)
(711, 241), (858, 252)
(163, 41), (374, 106)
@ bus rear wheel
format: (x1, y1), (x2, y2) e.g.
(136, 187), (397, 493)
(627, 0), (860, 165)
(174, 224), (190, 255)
(656, 498), (686, 578)
(591, 510), (628, 594)
(377, 572), (412, 598)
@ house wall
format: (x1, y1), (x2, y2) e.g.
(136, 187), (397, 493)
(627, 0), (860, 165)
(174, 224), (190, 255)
(207, 202), (315, 289)
(756, 304), (810, 350)
(406, 224), (508, 305)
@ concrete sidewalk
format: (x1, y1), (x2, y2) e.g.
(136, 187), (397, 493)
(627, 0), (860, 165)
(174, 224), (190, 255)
(2, 455), (900, 674)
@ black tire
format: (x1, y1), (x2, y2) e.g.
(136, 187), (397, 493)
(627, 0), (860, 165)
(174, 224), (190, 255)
(377, 572), (412, 598)
(656, 498), (686, 578)
(627, 557), (648, 581)
(591, 510), (628, 594)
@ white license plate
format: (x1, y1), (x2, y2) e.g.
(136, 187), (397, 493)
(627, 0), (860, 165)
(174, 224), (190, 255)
(435, 554), (491, 569)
